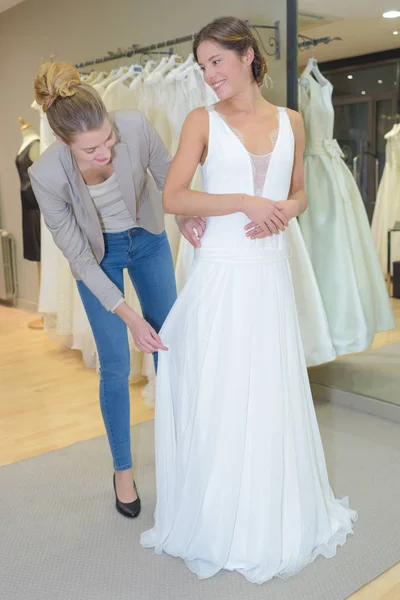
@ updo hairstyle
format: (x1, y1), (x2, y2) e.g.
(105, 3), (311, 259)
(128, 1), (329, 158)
(34, 61), (108, 143)
(193, 16), (268, 86)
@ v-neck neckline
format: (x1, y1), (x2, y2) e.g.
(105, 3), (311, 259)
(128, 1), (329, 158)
(211, 106), (283, 197)
(212, 106), (281, 157)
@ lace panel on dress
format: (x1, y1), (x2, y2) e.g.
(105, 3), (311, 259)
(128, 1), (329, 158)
(212, 106), (279, 196)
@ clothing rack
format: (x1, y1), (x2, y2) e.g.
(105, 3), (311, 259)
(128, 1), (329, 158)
(380, 114), (400, 120)
(297, 34), (342, 51)
(74, 21), (281, 69)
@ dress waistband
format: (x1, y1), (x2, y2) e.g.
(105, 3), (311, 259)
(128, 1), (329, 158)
(194, 246), (290, 264)
(305, 139), (344, 159)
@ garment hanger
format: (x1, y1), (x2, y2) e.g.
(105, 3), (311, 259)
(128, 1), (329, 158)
(90, 71), (108, 85)
(102, 66), (130, 88)
(129, 70), (144, 90)
(165, 53), (195, 82)
(84, 71), (99, 84)
(299, 46), (329, 87)
(151, 54), (182, 82)
(142, 58), (157, 76)
(113, 63), (143, 86)
(146, 56), (170, 82)
(165, 36), (195, 81)
(99, 68), (119, 87)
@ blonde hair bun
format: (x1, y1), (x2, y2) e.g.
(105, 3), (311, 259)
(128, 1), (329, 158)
(34, 61), (81, 112)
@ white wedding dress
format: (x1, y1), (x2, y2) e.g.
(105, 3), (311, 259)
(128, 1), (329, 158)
(371, 126), (400, 275)
(299, 72), (395, 355)
(140, 106), (357, 583)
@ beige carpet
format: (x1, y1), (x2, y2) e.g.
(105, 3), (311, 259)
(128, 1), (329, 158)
(309, 342), (400, 406)
(0, 400), (399, 600)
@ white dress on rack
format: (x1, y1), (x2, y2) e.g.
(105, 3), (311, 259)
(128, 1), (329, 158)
(371, 126), (400, 274)
(140, 106), (357, 583)
(299, 73), (395, 356)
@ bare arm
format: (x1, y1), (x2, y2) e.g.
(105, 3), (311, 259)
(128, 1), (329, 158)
(162, 107), (244, 217)
(282, 110), (308, 218)
(164, 108), (290, 236)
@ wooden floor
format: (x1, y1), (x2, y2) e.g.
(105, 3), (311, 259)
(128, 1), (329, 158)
(0, 302), (399, 599)
(0, 304), (154, 466)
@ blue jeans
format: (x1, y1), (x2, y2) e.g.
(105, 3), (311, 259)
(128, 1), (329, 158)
(77, 228), (177, 471)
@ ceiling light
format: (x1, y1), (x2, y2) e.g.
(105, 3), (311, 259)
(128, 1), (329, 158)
(383, 10), (400, 18)
(347, 75), (353, 79)
(378, 79), (383, 83)
(394, 30), (399, 34)
(361, 91), (366, 95)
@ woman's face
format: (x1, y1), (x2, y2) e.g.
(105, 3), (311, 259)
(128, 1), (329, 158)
(197, 40), (254, 100)
(68, 119), (117, 166)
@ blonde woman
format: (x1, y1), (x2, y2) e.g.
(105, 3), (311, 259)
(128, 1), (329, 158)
(29, 62), (204, 519)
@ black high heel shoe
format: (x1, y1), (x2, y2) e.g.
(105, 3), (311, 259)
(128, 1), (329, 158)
(113, 474), (141, 519)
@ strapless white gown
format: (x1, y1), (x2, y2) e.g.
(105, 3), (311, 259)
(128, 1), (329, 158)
(140, 107), (357, 583)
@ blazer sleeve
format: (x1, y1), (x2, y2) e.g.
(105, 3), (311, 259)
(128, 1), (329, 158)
(139, 112), (172, 190)
(29, 169), (124, 312)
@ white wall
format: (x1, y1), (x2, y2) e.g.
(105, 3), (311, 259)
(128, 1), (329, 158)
(0, 0), (287, 309)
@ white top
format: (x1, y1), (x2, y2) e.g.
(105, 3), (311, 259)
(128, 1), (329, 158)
(87, 172), (136, 233)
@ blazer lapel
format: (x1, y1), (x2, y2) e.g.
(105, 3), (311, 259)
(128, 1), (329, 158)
(60, 146), (104, 260)
(112, 142), (137, 218)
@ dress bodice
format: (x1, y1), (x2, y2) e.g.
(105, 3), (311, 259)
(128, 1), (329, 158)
(300, 75), (335, 142)
(199, 106), (294, 253)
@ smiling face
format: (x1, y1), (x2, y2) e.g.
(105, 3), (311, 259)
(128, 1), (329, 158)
(65, 119), (117, 167)
(196, 40), (255, 100)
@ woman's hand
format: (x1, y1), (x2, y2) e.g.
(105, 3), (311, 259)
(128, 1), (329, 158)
(127, 312), (168, 354)
(242, 196), (289, 238)
(244, 199), (301, 240)
(177, 216), (207, 248)
(115, 302), (168, 353)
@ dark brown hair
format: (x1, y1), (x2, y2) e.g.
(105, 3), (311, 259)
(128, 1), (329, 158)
(193, 16), (268, 86)
(34, 61), (109, 143)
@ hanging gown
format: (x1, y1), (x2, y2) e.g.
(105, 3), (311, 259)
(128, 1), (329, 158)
(140, 106), (357, 583)
(299, 74), (395, 356)
(15, 141), (41, 262)
(371, 127), (400, 275)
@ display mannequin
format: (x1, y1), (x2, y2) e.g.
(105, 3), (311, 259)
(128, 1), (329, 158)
(15, 117), (43, 329)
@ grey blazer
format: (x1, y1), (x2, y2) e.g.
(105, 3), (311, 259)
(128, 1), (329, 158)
(28, 110), (172, 311)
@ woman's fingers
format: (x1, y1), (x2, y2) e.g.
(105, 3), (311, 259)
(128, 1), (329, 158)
(244, 220), (257, 231)
(149, 330), (169, 351)
(247, 224), (272, 238)
(266, 220), (279, 235)
(193, 218), (206, 237)
(270, 215), (285, 232)
(273, 209), (289, 228)
(187, 231), (201, 248)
